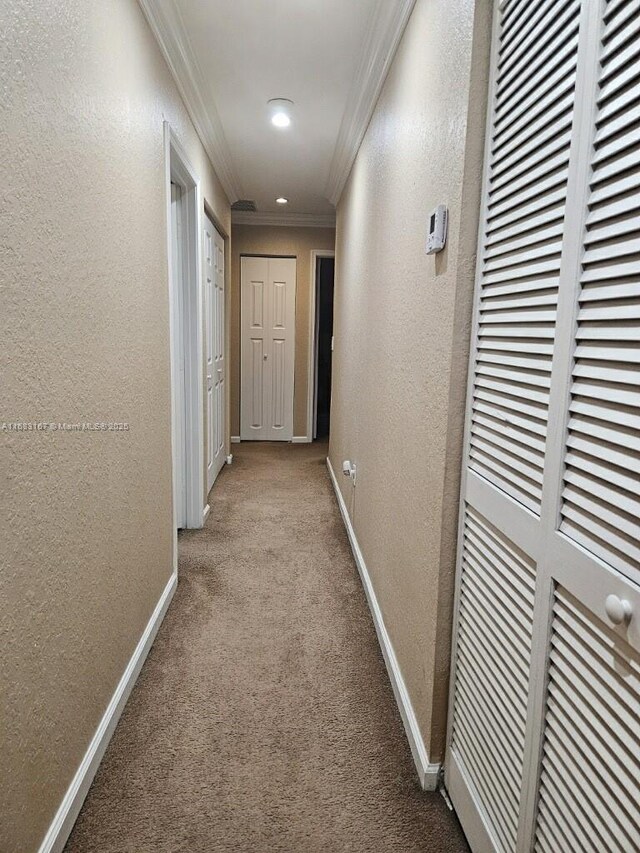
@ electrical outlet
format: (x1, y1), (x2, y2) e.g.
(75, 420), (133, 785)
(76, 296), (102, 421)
(342, 460), (357, 483)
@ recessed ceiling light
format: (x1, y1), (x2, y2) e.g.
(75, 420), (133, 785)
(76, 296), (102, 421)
(268, 98), (293, 129)
(276, 197), (288, 205)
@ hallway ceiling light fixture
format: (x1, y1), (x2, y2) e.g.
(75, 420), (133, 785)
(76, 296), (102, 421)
(275, 197), (289, 204)
(268, 98), (293, 128)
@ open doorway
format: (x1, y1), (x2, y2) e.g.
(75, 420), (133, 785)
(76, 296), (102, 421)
(311, 253), (335, 440)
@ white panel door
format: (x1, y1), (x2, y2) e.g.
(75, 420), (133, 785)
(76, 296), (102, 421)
(446, 1), (640, 851)
(213, 226), (225, 481)
(240, 256), (296, 441)
(204, 213), (225, 493)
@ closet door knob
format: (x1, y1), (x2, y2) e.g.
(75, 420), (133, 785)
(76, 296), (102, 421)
(605, 594), (632, 625)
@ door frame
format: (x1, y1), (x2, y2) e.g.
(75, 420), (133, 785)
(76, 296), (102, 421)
(164, 122), (206, 541)
(306, 249), (335, 441)
(240, 255), (297, 441)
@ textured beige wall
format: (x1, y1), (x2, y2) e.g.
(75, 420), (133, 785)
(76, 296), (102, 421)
(230, 225), (336, 437)
(329, 0), (491, 762)
(0, 1), (230, 851)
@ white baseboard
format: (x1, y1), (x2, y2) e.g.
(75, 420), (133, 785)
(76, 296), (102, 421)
(202, 503), (210, 524)
(291, 436), (311, 444)
(231, 436), (241, 444)
(38, 571), (178, 853)
(326, 458), (440, 791)
(226, 454), (233, 465)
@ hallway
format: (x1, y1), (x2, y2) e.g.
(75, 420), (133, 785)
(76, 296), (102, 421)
(65, 443), (468, 853)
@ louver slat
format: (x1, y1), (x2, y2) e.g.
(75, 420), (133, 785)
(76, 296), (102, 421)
(559, 0), (640, 576)
(468, 0), (580, 513)
(452, 507), (536, 853)
(534, 587), (640, 852)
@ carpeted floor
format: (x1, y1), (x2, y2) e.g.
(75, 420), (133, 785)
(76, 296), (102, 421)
(65, 442), (469, 853)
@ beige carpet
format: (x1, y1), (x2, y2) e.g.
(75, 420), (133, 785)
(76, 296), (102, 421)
(65, 442), (469, 853)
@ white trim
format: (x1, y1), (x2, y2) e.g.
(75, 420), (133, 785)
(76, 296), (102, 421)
(307, 250), (335, 442)
(202, 503), (210, 524)
(291, 436), (311, 444)
(165, 123), (207, 530)
(325, 0), (417, 205)
(38, 571), (177, 853)
(226, 454), (233, 465)
(326, 457), (440, 791)
(231, 211), (336, 229)
(230, 436), (241, 444)
(446, 749), (499, 852)
(138, 0), (242, 203)
(165, 133), (180, 568)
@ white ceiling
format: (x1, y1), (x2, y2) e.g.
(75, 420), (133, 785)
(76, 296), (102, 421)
(140, 0), (416, 221)
(183, 0), (374, 216)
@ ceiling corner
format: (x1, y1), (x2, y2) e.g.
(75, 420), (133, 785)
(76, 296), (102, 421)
(324, 0), (417, 207)
(137, 0), (244, 203)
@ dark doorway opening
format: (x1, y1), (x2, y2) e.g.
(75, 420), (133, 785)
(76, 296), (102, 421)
(314, 256), (335, 439)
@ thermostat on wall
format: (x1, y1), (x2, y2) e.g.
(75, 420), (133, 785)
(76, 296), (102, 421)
(426, 204), (448, 254)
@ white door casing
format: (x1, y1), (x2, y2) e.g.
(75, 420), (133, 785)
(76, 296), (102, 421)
(165, 122), (205, 532)
(446, 2), (640, 852)
(240, 256), (296, 441)
(170, 182), (187, 528)
(205, 213), (226, 492)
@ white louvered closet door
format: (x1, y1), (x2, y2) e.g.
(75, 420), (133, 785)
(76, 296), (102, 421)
(446, 1), (640, 851)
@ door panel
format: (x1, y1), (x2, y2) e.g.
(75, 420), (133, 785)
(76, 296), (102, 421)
(451, 506), (536, 853)
(250, 337), (264, 429)
(250, 279), (264, 327)
(271, 339), (286, 430)
(242, 257), (268, 439)
(204, 224), (214, 491)
(534, 557), (640, 853)
(240, 256), (296, 440)
(467, 0), (580, 516)
(446, 1), (640, 851)
(557, 0), (640, 577)
(204, 214), (225, 493)
(213, 228), (225, 477)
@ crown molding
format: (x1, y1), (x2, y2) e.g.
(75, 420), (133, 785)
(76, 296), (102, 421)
(325, 0), (416, 206)
(138, 0), (243, 203)
(231, 211), (336, 229)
